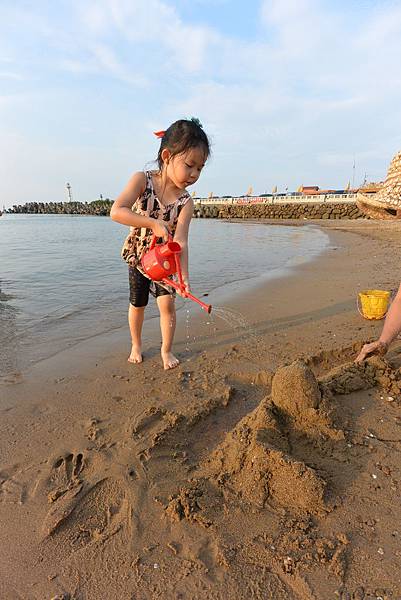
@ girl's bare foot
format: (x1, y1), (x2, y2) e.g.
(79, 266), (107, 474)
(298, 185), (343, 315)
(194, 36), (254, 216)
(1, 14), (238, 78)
(161, 349), (179, 370)
(128, 345), (143, 364)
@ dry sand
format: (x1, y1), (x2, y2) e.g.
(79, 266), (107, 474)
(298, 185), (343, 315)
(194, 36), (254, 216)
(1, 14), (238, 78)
(2, 220), (401, 600)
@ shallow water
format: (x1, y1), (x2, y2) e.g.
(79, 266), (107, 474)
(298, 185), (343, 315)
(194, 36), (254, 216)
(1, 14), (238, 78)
(0, 215), (328, 374)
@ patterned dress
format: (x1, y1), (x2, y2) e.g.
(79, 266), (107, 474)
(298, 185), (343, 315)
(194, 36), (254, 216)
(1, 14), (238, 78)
(121, 170), (191, 267)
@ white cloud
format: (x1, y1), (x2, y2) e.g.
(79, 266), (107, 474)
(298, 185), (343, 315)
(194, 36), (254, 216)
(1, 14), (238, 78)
(357, 4), (401, 46)
(0, 71), (23, 80)
(262, 0), (313, 23)
(75, 0), (219, 74)
(87, 42), (148, 86)
(260, 0), (334, 58)
(79, 4), (111, 35)
(0, 91), (30, 111)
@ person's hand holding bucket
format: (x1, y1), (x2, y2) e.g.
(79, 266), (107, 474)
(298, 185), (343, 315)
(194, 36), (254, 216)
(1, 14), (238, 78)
(356, 283), (401, 362)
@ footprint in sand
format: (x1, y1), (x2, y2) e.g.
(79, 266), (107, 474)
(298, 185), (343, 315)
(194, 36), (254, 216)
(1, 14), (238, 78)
(131, 406), (167, 438)
(86, 418), (101, 441)
(34, 452), (84, 504)
(0, 467), (26, 504)
(0, 371), (23, 385)
(42, 477), (129, 550)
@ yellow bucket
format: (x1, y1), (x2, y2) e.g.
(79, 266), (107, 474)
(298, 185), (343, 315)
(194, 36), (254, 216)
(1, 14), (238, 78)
(358, 289), (390, 320)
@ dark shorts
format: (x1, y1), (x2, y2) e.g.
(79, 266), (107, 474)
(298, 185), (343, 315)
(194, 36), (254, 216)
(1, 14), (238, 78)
(128, 266), (173, 308)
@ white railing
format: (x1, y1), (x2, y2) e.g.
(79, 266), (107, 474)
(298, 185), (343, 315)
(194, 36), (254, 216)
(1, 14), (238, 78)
(196, 193), (357, 205)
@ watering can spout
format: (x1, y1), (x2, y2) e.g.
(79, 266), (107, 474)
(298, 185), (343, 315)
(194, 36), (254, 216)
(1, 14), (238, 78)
(171, 282), (212, 314)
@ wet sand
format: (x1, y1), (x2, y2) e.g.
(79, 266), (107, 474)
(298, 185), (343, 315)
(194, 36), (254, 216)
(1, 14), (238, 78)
(1, 220), (401, 600)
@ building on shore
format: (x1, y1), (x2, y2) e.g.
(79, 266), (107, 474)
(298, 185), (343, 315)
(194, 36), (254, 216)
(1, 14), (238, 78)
(196, 182), (382, 206)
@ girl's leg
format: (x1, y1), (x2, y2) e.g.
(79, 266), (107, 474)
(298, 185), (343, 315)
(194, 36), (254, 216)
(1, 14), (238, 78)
(157, 294), (179, 370)
(128, 267), (149, 364)
(128, 304), (145, 363)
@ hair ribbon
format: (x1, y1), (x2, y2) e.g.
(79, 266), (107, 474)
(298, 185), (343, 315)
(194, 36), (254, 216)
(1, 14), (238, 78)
(154, 130), (166, 138)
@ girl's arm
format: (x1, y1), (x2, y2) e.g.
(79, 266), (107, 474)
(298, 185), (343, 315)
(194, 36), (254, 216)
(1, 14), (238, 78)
(356, 282), (401, 362)
(173, 198), (194, 294)
(110, 172), (170, 239)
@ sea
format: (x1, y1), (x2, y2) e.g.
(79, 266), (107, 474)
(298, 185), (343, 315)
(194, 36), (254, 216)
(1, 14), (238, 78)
(0, 214), (329, 376)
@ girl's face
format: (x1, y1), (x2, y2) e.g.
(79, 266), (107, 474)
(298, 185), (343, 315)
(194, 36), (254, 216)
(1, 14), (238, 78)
(163, 147), (206, 189)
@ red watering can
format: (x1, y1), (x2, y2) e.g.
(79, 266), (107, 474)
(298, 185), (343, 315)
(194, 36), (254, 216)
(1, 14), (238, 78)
(141, 235), (212, 314)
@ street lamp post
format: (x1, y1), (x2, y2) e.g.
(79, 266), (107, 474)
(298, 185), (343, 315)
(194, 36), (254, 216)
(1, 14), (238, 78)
(66, 182), (72, 202)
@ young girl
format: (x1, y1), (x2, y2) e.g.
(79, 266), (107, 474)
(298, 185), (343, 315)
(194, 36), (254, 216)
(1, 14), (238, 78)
(110, 118), (210, 370)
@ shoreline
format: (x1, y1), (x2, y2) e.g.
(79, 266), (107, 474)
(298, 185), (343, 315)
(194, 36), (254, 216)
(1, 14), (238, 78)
(2, 219), (401, 598)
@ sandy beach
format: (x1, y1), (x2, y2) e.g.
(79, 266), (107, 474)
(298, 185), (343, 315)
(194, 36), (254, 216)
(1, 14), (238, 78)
(2, 219), (401, 600)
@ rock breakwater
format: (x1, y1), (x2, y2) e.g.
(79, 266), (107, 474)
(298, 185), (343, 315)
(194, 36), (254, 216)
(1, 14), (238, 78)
(195, 202), (365, 220)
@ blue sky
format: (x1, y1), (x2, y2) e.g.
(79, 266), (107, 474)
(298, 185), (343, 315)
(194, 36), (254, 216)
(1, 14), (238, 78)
(1, 0), (401, 207)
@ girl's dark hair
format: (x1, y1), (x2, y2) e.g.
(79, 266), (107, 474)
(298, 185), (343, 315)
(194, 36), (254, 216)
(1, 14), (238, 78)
(157, 117), (210, 171)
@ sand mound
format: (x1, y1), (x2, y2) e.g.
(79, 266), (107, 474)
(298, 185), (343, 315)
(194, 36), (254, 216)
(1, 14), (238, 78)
(269, 360), (345, 440)
(272, 360), (321, 414)
(201, 394), (328, 515)
(192, 356), (401, 517)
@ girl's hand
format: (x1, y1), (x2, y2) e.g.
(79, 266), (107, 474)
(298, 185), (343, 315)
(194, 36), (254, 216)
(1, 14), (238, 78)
(177, 278), (190, 298)
(183, 278), (191, 296)
(152, 219), (170, 241)
(355, 340), (388, 363)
